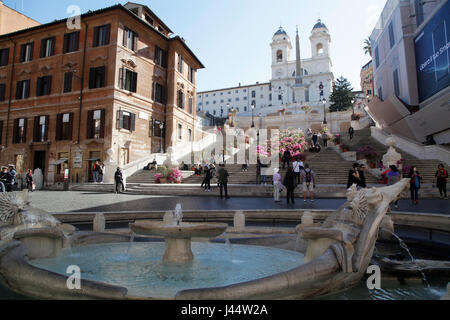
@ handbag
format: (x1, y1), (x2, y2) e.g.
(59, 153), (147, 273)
(32, 183), (36, 191)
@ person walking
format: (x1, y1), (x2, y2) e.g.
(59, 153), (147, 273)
(93, 161), (101, 183)
(9, 165), (17, 191)
(114, 167), (125, 194)
(99, 162), (105, 183)
(322, 132), (328, 147)
(26, 169), (34, 192)
(357, 164), (367, 189)
(301, 164), (316, 202)
(348, 126), (355, 140)
(347, 163), (361, 188)
(408, 166), (422, 205)
(283, 167), (296, 205)
(218, 164), (230, 199)
(312, 133), (318, 148)
(292, 158), (303, 185)
(273, 168), (283, 203)
(435, 164), (448, 199)
(282, 150), (291, 169)
(387, 165), (401, 208)
(0, 166), (12, 192)
(203, 167), (212, 192)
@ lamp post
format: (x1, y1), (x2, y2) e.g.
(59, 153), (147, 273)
(159, 122), (164, 153)
(322, 98), (327, 124)
(230, 107), (235, 127)
(251, 103), (255, 128)
(351, 99), (355, 115)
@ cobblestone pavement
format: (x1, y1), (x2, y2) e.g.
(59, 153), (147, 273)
(27, 191), (450, 215)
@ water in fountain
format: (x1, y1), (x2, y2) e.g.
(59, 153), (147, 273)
(294, 233), (302, 252)
(174, 204), (183, 226)
(387, 230), (431, 289)
(223, 232), (233, 262)
(126, 231), (135, 257)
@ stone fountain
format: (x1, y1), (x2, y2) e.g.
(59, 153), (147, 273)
(129, 204), (228, 263)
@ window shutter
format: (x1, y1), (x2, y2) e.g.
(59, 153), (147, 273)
(68, 113), (74, 140)
(64, 72), (72, 93)
(86, 110), (94, 139)
(0, 84), (5, 101)
(33, 116), (40, 142)
(55, 113), (62, 141)
(89, 68), (95, 89)
(100, 66), (106, 88)
(44, 115), (49, 141)
(133, 33), (138, 52)
(131, 72), (138, 93)
(40, 39), (46, 58)
(130, 113), (136, 132)
(162, 50), (168, 68)
(29, 42), (34, 61)
(117, 110), (124, 129)
(74, 31), (80, 51)
(13, 119), (18, 144)
(47, 76), (52, 95)
(105, 25), (111, 45)
(123, 28), (128, 47)
(100, 109), (105, 138)
(22, 118), (27, 143)
(119, 67), (124, 89)
(36, 77), (42, 96)
(63, 34), (69, 53)
(50, 37), (55, 56)
(93, 26), (99, 47)
(15, 81), (22, 99)
(24, 80), (30, 98)
(19, 44), (25, 62)
(0, 48), (8, 66)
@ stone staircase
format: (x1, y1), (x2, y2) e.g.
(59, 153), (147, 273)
(340, 128), (441, 184)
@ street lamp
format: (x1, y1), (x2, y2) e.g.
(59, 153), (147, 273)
(351, 99), (355, 115)
(159, 122), (164, 153)
(322, 98), (327, 124)
(251, 103), (255, 128)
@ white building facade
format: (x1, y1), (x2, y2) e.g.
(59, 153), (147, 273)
(196, 20), (335, 118)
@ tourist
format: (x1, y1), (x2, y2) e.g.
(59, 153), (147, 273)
(347, 163), (361, 188)
(292, 158), (303, 185)
(348, 126), (355, 140)
(357, 164), (367, 189)
(241, 158), (249, 172)
(408, 166), (422, 205)
(322, 132), (329, 147)
(435, 164), (448, 199)
(99, 162), (105, 183)
(301, 164), (316, 202)
(273, 168), (282, 203)
(26, 169), (34, 192)
(0, 166), (12, 192)
(307, 127), (312, 138)
(9, 165), (16, 191)
(387, 165), (401, 208)
(312, 132), (318, 147)
(283, 167), (296, 205)
(202, 167), (212, 192)
(315, 144), (322, 153)
(114, 167), (125, 194)
(93, 161), (101, 183)
(282, 150), (291, 169)
(217, 164), (229, 199)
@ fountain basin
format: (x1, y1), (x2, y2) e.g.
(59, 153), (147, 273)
(129, 221), (228, 263)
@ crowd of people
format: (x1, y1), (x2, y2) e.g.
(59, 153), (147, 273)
(92, 161), (106, 183)
(0, 165), (35, 192)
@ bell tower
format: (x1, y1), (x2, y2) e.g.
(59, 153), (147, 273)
(310, 19), (331, 58)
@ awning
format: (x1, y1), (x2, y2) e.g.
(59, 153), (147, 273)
(49, 159), (68, 166)
(85, 158), (100, 161)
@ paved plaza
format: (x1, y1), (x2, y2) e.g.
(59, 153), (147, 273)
(29, 191), (450, 215)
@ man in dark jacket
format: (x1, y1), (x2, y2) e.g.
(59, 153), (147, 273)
(357, 164), (367, 188)
(217, 165), (229, 199)
(349, 126), (355, 140)
(283, 167), (296, 204)
(347, 163), (360, 188)
(282, 150), (291, 169)
(114, 167), (125, 194)
(0, 167), (12, 192)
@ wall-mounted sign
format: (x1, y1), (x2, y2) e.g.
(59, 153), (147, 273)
(73, 151), (83, 168)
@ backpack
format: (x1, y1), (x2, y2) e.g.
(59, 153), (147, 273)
(305, 170), (312, 183)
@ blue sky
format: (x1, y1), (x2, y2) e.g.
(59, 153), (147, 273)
(4, 0), (386, 92)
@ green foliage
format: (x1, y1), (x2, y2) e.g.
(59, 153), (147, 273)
(329, 76), (355, 112)
(364, 37), (372, 57)
(156, 165), (170, 178)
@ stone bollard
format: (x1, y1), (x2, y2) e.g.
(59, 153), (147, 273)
(234, 211), (246, 232)
(301, 211), (314, 226)
(379, 215), (394, 241)
(163, 211), (174, 225)
(441, 283), (450, 300)
(93, 213), (106, 233)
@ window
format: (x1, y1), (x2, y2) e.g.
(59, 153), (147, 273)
(188, 66), (195, 83)
(151, 119), (164, 137)
(89, 66), (106, 89)
(188, 129), (192, 142)
(367, 89), (372, 95)
(13, 118), (27, 144)
(378, 87), (383, 101)
(36, 75), (52, 96)
(278, 95), (282, 101)
(415, 0), (424, 26)
(374, 47), (380, 69)
(33, 115), (49, 142)
(269, 93), (272, 101)
(244, 107), (247, 112)
(119, 68), (137, 92)
(251, 90), (256, 98)
(123, 28), (138, 52)
(63, 72), (73, 93)
(316, 43), (324, 55)
(40, 37), (55, 58)
(178, 54), (183, 73)
(158, 26), (165, 33)
(0, 83), (5, 101)
(393, 69), (400, 97)
(0, 120), (3, 145)
(260, 94), (264, 99)
(16, 80), (30, 99)
(20, 42), (34, 62)
(0, 48), (9, 66)
(56, 113), (73, 141)
(177, 90), (185, 109)
(277, 50), (283, 62)
(153, 82), (166, 103)
(243, 97), (247, 100)
(154, 46), (168, 68)
(177, 123), (182, 140)
(93, 24), (111, 47)
(236, 98), (240, 101)
(117, 110), (136, 131)
(213, 110), (216, 115)
(63, 31), (80, 53)
(87, 109), (105, 139)
(388, 22), (395, 49)
(213, 100), (216, 104)
(188, 97), (193, 114)
(228, 98), (231, 102)
(145, 14), (154, 26)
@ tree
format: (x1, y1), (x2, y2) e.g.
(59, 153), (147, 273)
(364, 37), (372, 57)
(329, 76), (355, 112)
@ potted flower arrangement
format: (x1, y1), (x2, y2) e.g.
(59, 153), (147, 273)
(279, 128), (308, 160)
(357, 146), (378, 168)
(340, 144), (350, 153)
(154, 165), (169, 184)
(333, 134), (341, 145)
(301, 106), (313, 114)
(351, 113), (362, 121)
(168, 168), (183, 184)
